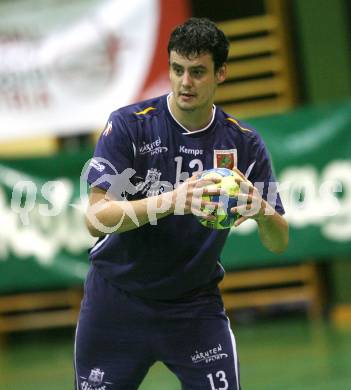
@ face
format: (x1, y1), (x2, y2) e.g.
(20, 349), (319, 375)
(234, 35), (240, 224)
(169, 51), (226, 114)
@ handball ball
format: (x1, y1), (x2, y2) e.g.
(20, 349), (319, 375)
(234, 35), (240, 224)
(197, 168), (241, 230)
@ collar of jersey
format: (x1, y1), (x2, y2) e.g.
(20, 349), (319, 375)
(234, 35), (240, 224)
(165, 93), (217, 136)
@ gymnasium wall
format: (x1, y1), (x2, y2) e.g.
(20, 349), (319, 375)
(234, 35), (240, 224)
(294, 0), (351, 104)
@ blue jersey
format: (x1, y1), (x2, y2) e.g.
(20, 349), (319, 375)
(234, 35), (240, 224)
(86, 94), (284, 300)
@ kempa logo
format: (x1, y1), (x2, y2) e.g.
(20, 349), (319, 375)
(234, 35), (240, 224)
(179, 145), (203, 156)
(191, 344), (229, 364)
(103, 121), (112, 137)
(139, 137), (168, 156)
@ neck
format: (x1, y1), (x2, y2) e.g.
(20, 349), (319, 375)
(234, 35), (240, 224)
(168, 94), (213, 132)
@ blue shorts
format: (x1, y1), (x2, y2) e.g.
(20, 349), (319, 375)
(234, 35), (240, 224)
(74, 266), (241, 390)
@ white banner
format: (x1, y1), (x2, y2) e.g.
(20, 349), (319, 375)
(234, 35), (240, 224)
(0, 0), (182, 140)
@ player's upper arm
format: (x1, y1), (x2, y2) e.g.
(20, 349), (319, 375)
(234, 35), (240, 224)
(85, 111), (134, 236)
(85, 186), (111, 237)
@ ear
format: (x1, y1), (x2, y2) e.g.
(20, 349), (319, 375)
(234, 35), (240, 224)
(216, 63), (227, 84)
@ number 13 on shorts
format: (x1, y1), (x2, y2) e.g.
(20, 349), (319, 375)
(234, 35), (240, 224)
(207, 370), (229, 390)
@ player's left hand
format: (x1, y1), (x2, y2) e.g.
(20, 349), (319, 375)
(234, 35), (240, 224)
(230, 168), (274, 227)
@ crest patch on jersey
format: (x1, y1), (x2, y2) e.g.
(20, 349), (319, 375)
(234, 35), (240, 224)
(213, 149), (237, 170)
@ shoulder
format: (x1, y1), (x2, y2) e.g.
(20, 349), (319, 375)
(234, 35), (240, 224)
(109, 95), (166, 126)
(217, 106), (266, 149)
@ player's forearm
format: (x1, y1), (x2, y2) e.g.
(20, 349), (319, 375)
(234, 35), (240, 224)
(86, 192), (175, 236)
(256, 211), (289, 254)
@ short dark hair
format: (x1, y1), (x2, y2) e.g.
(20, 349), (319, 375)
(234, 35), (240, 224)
(167, 17), (229, 71)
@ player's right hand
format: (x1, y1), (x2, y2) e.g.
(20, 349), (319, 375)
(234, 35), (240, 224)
(171, 173), (223, 220)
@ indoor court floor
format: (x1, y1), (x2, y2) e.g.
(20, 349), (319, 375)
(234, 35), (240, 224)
(1, 316), (351, 389)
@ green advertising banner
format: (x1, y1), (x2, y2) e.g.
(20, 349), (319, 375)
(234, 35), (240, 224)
(1, 100), (351, 293)
(222, 100), (351, 269)
(0, 150), (94, 293)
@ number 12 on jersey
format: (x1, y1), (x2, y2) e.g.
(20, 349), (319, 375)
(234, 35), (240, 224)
(174, 156), (204, 187)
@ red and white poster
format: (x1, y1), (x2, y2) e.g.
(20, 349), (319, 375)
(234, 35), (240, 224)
(0, 0), (189, 140)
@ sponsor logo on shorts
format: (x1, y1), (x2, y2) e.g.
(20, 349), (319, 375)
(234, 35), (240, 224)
(80, 368), (113, 390)
(191, 343), (229, 364)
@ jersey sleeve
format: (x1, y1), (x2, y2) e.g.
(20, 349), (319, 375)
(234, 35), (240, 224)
(248, 135), (285, 215)
(86, 111), (135, 198)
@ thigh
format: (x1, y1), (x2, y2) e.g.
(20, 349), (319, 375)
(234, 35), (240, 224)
(159, 309), (241, 389)
(74, 267), (154, 390)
